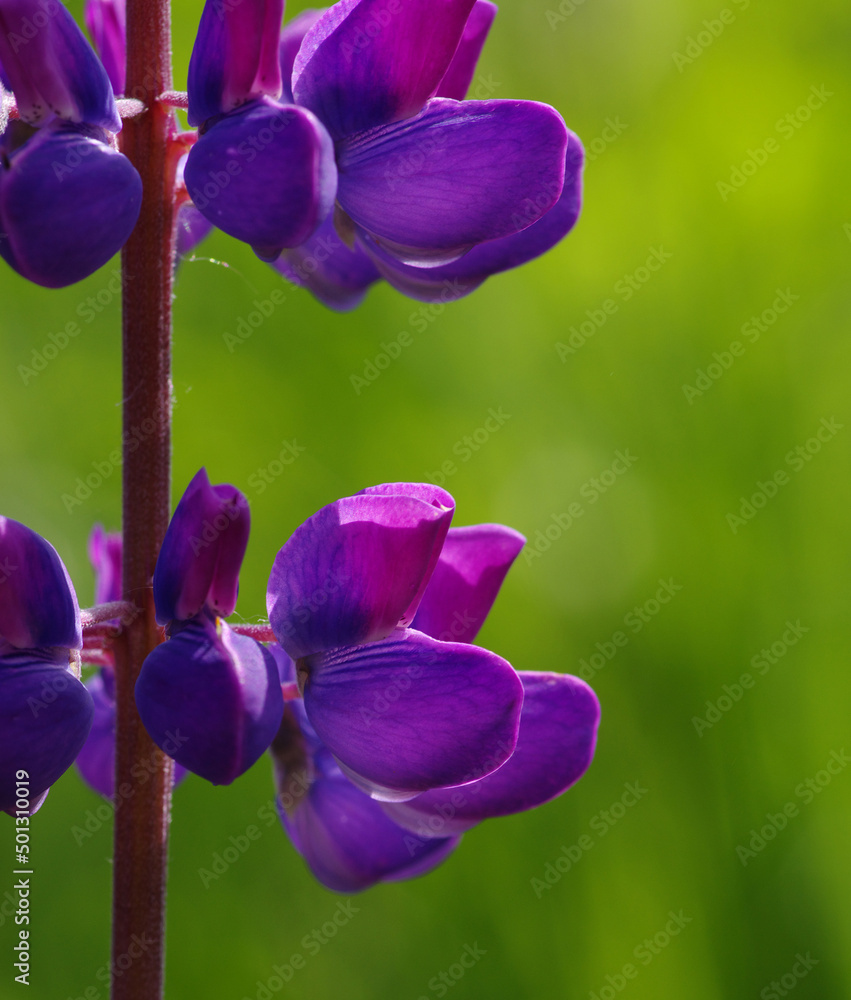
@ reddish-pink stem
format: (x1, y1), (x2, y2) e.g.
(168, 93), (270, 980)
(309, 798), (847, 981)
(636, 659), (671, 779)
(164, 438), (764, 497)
(111, 0), (176, 994)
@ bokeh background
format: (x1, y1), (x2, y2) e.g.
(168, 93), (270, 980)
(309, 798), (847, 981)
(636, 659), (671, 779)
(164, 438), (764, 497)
(1, 0), (850, 996)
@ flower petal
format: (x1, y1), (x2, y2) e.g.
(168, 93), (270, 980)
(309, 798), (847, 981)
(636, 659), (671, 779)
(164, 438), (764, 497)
(88, 524), (122, 605)
(364, 129), (584, 301)
(0, 652), (93, 815)
(292, 0), (476, 140)
(135, 618), (283, 785)
(0, 516), (80, 650)
(278, 8), (323, 104)
(184, 98), (337, 257)
(411, 523), (525, 644)
(383, 672), (600, 835)
(187, 0), (283, 126)
(268, 488), (454, 660)
(153, 468), (250, 625)
(337, 97), (568, 265)
(435, 0), (496, 101)
(0, 0), (119, 129)
(271, 210), (380, 311)
(84, 0), (126, 95)
(0, 122), (141, 288)
(302, 628), (523, 798)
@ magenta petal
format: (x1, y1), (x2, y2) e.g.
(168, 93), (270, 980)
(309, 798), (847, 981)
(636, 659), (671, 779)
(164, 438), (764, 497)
(153, 468), (250, 625)
(412, 524), (525, 644)
(302, 628), (523, 798)
(0, 0), (120, 129)
(292, 0), (476, 140)
(85, 0), (126, 95)
(278, 8), (323, 104)
(184, 98), (337, 256)
(366, 129), (584, 301)
(0, 516), (80, 650)
(436, 0), (496, 100)
(188, 0), (283, 125)
(135, 619), (283, 785)
(337, 98), (568, 265)
(88, 524), (122, 605)
(384, 672), (600, 835)
(268, 489), (453, 660)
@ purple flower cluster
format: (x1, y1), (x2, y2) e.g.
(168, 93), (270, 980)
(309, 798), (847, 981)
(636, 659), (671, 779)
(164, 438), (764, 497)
(0, 0), (141, 287)
(0, 0), (581, 303)
(0, 475), (599, 891)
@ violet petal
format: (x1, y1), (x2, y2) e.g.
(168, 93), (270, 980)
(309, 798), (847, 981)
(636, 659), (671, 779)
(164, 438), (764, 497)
(0, 0), (120, 129)
(184, 98), (337, 256)
(0, 652), (93, 814)
(435, 0), (496, 101)
(88, 523), (122, 605)
(384, 671), (600, 835)
(365, 129), (584, 301)
(153, 468), (250, 625)
(267, 489), (453, 660)
(411, 523), (525, 644)
(84, 0), (126, 95)
(135, 618), (283, 785)
(292, 0), (476, 141)
(188, 0), (283, 126)
(0, 516), (80, 650)
(278, 8), (323, 104)
(0, 122), (141, 288)
(337, 97), (568, 265)
(301, 628), (523, 798)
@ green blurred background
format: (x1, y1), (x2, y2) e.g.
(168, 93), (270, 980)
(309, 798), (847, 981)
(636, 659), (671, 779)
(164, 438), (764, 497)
(1, 0), (850, 996)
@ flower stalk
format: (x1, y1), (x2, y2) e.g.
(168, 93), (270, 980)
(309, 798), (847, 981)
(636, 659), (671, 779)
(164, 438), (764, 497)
(112, 0), (176, 994)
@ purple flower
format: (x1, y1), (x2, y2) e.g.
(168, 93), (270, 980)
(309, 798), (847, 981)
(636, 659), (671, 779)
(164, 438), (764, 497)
(185, 0), (337, 260)
(84, 0), (125, 95)
(266, 515), (598, 891)
(270, 0), (583, 309)
(135, 470), (283, 785)
(266, 482), (524, 801)
(269, 648), (460, 893)
(0, 516), (93, 815)
(0, 0), (141, 287)
(75, 526), (188, 800)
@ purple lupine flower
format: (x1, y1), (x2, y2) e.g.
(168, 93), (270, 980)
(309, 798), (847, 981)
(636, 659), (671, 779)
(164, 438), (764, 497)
(75, 525), (188, 800)
(269, 1), (583, 309)
(135, 470), (283, 785)
(381, 525), (600, 835)
(266, 482), (524, 802)
(269, 647), (460, 893)
(0, 0), (141, 287)
(84, 0), (125, 95)
(0, 517), (93, 815)
(185, 0), (337, 260)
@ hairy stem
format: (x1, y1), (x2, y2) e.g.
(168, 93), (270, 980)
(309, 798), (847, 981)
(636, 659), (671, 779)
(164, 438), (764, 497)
(112, 0), (176, 995)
